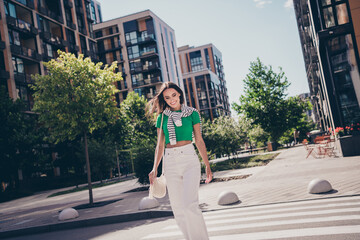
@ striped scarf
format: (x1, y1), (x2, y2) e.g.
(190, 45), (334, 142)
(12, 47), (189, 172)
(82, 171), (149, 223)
(163, 104), (201, 145)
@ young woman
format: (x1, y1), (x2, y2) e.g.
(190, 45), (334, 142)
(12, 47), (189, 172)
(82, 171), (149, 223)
(147, 82), (212, 240)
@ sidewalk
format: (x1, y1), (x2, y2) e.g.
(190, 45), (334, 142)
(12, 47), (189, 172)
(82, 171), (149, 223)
(1, 146), (359, 238)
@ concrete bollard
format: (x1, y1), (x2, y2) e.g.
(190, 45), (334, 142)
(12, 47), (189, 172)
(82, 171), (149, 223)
(139, 197), (160, 210)
(58, 208), (79, 221)
(217, 191), (240, 205)
(308, 178), (333, 194)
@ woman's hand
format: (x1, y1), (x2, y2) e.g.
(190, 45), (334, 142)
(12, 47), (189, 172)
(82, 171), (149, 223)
(148, 169), (157, 185)
(205, 165), (213, 184)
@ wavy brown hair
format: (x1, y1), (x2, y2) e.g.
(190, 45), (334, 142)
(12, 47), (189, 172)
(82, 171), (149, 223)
(146, 82), (184, 116)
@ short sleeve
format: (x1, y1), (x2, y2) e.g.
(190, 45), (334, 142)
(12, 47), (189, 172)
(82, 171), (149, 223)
(156, 114), (162, 128)
(192, 111), (201, 125)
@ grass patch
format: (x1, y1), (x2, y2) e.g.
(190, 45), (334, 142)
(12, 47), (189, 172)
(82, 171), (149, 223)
(47, 176), (135, 198)
(202, 153), (280, 173)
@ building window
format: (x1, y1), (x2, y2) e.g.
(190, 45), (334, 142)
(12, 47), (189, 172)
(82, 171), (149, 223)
(127, 45), (139, 59)
(125, 31), (137, 45)
(96, 4), (102, 23)
(90, 1), (96, 22)
(4, 1), (17, 18)
(328, 34), (360, 125)
(321, 0), (349, 29)
(189, 51), (203, 72)
(9, 30), (21, 46)
(12, 57), (24, 73)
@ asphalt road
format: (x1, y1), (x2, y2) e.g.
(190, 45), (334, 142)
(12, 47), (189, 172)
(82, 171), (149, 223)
(4, 195), (360, 240)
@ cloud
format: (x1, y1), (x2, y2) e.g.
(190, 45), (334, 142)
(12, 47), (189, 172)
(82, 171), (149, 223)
(254, 0), (272, 8)
(284, 0), (293, 8)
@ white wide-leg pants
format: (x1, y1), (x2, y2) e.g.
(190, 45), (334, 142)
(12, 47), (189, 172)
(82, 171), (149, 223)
(164, 144), (209, 240)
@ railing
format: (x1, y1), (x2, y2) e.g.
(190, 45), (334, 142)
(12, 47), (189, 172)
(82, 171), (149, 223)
(137, 34), (155, 44)
(10, 45), (42, 61)
(7, 16), (38, 35)
(139, 49), (157, 57)
(40, 31), (67, 47)
(133, 76), (161, 87)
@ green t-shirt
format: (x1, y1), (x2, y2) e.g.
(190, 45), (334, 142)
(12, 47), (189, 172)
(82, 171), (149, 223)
(156, 111), (201, 145)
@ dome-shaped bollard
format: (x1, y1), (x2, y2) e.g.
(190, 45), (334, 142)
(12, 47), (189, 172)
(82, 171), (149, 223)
(139, 197), (160, 210)
(217, 191), (240, 205)
(308, 178), (333, 194)
(58, 208), (79, 221)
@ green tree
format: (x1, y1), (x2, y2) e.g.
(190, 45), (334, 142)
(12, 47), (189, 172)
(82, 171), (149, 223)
(279, 98), (315, 145)
(203, 115), (246, 158)
(0, 86), (28, 191)
(120, 92), (157, 184)
(0, 87), (52, 200)
(31, 50), (122, 205)
(233, 58), (304, 144)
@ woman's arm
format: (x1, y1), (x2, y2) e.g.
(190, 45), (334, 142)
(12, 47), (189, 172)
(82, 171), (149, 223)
(193, 123), (213, 183)
(149, 128), (165, 184)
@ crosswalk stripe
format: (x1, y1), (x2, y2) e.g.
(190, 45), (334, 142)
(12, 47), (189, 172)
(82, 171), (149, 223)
(205, 202), (360, 220)
(162, 206), (360, 231)
(209, 225), (360, 240)
(204, 196), (360, 217)
(203, 207), (360, 226)
(142, 197), (360, 240)
(143, 215), (360, 239)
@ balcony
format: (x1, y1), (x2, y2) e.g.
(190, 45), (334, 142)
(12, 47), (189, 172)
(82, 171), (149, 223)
(143, 63), (160, 72)
(38, 7), (63, 23)
(6, 16), (38, 35)
(40, 31), (68, 47)
(0, 69), (10, 80)
(11, 45), (42, 61)
(98, 45), (122, 54)
(139, 49), (158, 59)
(130, 66), (143, 74)
(132, 76), (161, 88)
(137, 34), (156, 45)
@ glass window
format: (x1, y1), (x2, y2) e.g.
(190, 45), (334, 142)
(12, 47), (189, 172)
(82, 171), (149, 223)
(321, 0), (331, 6)
(125, 31), (137, 44)
(12, 31), (20, 46)
(5, 1), (17, 18)
(127, 45), (139, 59)
(189, 51), (203, 72)
(336, 3), (349, 25)
(12, 57), (24, 73)
(17, 58), (24, 73)
(328, 34), (360, 125)
(323, 7), (335, 28)
(47, 44), (53, 57)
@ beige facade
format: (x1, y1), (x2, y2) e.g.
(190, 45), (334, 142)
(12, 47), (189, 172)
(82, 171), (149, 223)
(93, 10), (183, 104)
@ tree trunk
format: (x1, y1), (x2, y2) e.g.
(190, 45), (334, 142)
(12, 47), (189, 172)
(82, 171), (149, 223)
(84, 132), (93, 206)
(115, 144), (121, 178)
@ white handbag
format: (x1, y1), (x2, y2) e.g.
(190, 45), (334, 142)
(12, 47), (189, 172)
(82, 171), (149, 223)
(149, 113), (167, 199)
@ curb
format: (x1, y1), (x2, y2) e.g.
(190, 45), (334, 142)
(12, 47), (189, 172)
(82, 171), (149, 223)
(0, 210), (173, 239)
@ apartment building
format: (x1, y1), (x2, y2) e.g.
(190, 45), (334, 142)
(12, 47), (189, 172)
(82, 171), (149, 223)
(0, 0), (101, 110)
(293, 0), (360, 155)
(93, 10), (183, 105)
(294, 0), (360, 131)
(178, 44), (230, 120)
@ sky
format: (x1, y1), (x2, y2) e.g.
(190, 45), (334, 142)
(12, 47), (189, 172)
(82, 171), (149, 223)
(96, 0), (310, 111)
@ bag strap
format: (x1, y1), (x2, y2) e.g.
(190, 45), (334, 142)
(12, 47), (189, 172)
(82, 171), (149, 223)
(158, 113), (165, 175)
